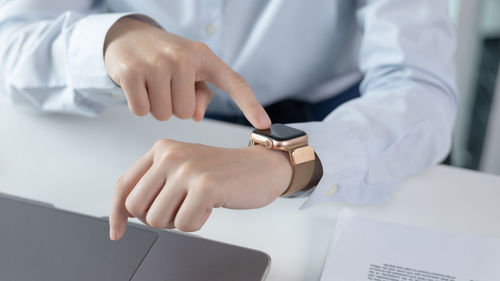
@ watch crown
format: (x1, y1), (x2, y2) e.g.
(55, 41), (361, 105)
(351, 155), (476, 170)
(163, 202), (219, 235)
(265, 139), (273, 148)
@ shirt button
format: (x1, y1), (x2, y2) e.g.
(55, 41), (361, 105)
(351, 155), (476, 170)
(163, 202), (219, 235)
(109, 92), (123, 99)
(205, 23), (217, 37)
(325, 184), (338, 197)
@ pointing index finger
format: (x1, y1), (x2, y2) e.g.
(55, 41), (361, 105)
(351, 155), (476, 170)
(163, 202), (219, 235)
(198, 48), (271, 129)
(109, 150), (153, 240)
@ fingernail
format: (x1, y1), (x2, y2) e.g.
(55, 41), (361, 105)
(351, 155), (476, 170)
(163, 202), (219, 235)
(110, 227), (118, 240)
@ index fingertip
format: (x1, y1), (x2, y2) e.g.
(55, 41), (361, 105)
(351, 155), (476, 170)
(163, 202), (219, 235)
(256, 112), (271, 129)
(109, 222), (127, 241)
(248, 109), (271, 129)
(109, 208), (128, 240)
(109, 227), (119, 241)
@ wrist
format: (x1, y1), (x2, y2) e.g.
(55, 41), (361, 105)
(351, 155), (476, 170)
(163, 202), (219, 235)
(104, 17), (151, 56)
(246, 145), (291, 196)
(248, 124), (323, 197)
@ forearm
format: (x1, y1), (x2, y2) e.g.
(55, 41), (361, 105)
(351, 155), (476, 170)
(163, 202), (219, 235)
(289, 0), (458, 207)
(290, 75), (457, 204)
(0, 1), (131, 115)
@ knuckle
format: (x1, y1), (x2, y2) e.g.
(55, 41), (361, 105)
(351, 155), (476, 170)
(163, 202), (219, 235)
(192, 176), (218, 200)
(113, 178), (128, 201)
(173, 106), (194, 120)
(196, 172), (217, 189)
(196, 173), (226, 206)
(125, 197), (144, 218)
(157, 147), (182, 165)
(165, 44), (184, 56)
(118, 61), (142, 78)
(177, 161), (197, 178)
(175, 217), (200, 232)
(149, 55), (168, 71)
(151, 107), (172, 121)
(153, 139), (173, 151)
(114, 176), (126, 192)
(146, 212), (166, 229)
(192, 41), (210, 53)
(165, 45), (190, 65)
(163, 148), (182, 162)
(130, 102), (150, 116)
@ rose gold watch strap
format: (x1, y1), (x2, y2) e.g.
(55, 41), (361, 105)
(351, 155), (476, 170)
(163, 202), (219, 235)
(308, 152), (323, 188)
(281, 152), (323, 196)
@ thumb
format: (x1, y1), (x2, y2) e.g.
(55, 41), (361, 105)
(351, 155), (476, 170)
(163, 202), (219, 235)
(193, 82), (213, 122)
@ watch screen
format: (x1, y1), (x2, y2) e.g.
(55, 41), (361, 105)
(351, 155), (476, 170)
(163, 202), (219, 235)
(253, 124), (306, 141)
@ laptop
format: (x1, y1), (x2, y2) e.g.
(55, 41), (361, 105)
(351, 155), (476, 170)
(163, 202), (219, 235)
(0, 192), (270, 281)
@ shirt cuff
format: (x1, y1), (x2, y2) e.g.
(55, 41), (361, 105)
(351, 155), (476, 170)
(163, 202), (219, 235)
(288, 121), (395, 209)
(67, 13), (160, 111)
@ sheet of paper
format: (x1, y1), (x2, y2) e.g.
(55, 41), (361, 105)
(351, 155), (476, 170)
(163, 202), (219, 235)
(321, 209), (500, 281)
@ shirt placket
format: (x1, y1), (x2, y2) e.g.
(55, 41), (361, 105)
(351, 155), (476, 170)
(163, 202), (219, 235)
(198, 0), (224, 57)
(198, 0), (238, 114)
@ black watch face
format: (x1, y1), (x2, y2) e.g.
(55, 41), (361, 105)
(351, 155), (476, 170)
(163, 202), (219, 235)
(253, 124), (306, 141)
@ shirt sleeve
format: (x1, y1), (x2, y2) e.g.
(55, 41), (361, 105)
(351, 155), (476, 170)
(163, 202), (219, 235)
(289, 0), (458, 208)
(0, 0), (144, 116)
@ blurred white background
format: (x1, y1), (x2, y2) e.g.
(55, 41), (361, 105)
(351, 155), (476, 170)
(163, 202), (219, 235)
(448, 0), (500, 175)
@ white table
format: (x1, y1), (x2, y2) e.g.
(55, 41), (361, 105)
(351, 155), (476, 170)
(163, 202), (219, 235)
(1, 104), (500, 281)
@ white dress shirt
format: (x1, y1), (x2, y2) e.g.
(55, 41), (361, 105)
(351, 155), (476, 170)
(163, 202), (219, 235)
(0, 0), (457, 207)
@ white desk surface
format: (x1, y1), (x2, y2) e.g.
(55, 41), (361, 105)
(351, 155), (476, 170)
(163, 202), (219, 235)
(1, 104), (500, 281)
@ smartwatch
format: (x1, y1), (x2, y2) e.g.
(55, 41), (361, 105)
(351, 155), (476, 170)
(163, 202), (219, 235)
(249, 124), (323, 196)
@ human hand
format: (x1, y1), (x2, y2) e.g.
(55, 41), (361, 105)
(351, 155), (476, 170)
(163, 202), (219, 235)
(109, 139), (291, 240)
(104, 17), (270, 128)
